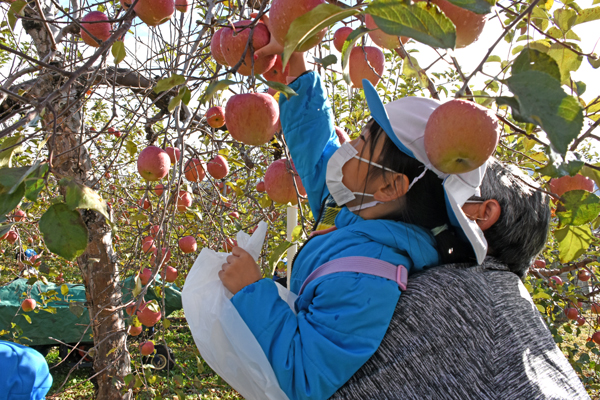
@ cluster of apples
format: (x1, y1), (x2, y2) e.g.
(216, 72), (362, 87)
(78, 0), (192, 48)
(136, 145), (230, 213)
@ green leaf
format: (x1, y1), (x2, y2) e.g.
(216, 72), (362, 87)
(60, 284), (69, 296)
(125, 140), (137, 158)
(556, 190), (600, 226)
(255, 76), (298, 99)
(505, 70), (584, 156)
(69, 302), (85, 318)
(168, 86), (192, 113)
(535, 150), (584, 178)
(511, 48), (561, 82)
(63, 178), (110, 223)
(132, 275), (142, 297)
(24, 163), (48, 202)
(282, 4), (360, 69)
(554, 224), (593, 263)
(553, 8), (577, 32)
(7, 0), (26, 30)
(533, 291), (552, 299)
(39, 203), (89, 261)
(0, 223), (14, 238)
(547, 42), (583, 84)
(200, 79), (237, 105)
(402, 56), (429, 88)
(588, 54), (600, 69)
(0, 183), (25, 216)
(574, 6), (600, 25)
(486, 55), (502, 63)
(23, 314), (31, 324)
(366, 0), (457, 49)
(268, 241), (294, 270)
(112, 41), (126, 65)
(341, 27), (372, 86)
(153, 74), (186, 94)
(0, 135), (23, 168)
(574, 81), (586, 96)
(445, 0), (494, 14)
(313, 54), (338, 69)
(581, 165), (600, 189)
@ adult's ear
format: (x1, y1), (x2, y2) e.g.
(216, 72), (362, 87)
(463, 199), (501, 231)
(373, 173), (410, 202)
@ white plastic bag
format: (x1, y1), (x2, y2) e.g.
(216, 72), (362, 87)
(182, 221), (296, 400)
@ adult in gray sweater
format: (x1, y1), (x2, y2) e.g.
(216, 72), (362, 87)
(332, 159), (590, 400)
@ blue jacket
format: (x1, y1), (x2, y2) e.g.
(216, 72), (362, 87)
(231, 72), (440, 400)
(0, 341), (53, 400)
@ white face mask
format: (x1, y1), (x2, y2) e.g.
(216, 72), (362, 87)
(325, 142), (400, 211)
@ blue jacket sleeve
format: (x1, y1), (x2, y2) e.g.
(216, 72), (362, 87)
(231, 274), (400, 400)
(279, 71), (340, 217)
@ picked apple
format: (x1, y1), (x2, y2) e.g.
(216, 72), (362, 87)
(264, 159), (306, 205)
(424, 99), (499, 174)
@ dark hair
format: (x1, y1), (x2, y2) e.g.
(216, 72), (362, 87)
(478, 159), (550, 277)
(362, 120), (476, 265)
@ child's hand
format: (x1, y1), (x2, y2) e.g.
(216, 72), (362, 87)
(251, 13), (285, 59)
(219, 246), (263, 295)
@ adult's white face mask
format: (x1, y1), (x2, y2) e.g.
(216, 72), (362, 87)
(325, 142), (399, 212)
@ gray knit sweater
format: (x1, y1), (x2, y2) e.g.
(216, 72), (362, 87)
(330, 258), (590, 400)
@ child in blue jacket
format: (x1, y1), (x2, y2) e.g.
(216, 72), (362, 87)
(219, 48), (490, 399)
(0, 341), (53, 400)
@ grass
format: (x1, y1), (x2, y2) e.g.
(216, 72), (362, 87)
(46, 310), (243, 399)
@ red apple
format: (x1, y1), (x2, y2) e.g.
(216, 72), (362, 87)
(365, 14), (408, 50)
(269, 0), (326, 52)
(264, 159), (306, 205)
(210, 28), (229, 66)
(256, 181), (266, 192)
(565, 308), (579, 320)
(349, 46), (385, 89)
(21, 298), (36, 312)
(262, 54), (290, 84)
(80, 11), (112, 47)
(151, 247), (172, 266)
(140, 268), (153, 286)
(576, 316), (586, 326)
(424, 99), (500, 174)
(578, 269), (592, 282)
(134, 0), (175, 26)
(225, 93), (279, 146)
(333, 26), (353, 52)
(137, 302), (161, 327)
(176, 190), (193, 212)
(142, 236), (156, 254)
(161, 265), (178, 283)
(220, 21), (276, 76)
(165, 147), (181, 164)
(150, 225), (161, 237)
(207, 155), (229, 179)
(13, 209), (26, 222)
(140, 341), (155, 355)
(175, 0), (190, 12)
(592, 331), (600, 345)
(184, 158), (206, 182)
(592, 303), (600, 314)
(549, 276), (563, 288)
(154, 183), (165, 197)
(138, 198), (151, 210)
(534, 259), (546, 269)
(126, 300), (146, 316)
(128, 325), (143, 336)
(6, 231), (18, 244)
(179, 236), (197, 253)
(137, 146), (170, 181)
(206, 106), (226, 128)
(549, 174), (595, 197)
(429, 0), (487, 48)
(229, 211), (240, 219)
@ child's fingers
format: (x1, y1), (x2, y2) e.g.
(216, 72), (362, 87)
(231, 246), (247, 257)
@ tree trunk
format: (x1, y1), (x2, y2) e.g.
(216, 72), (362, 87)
(22, 4), (132, 399)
